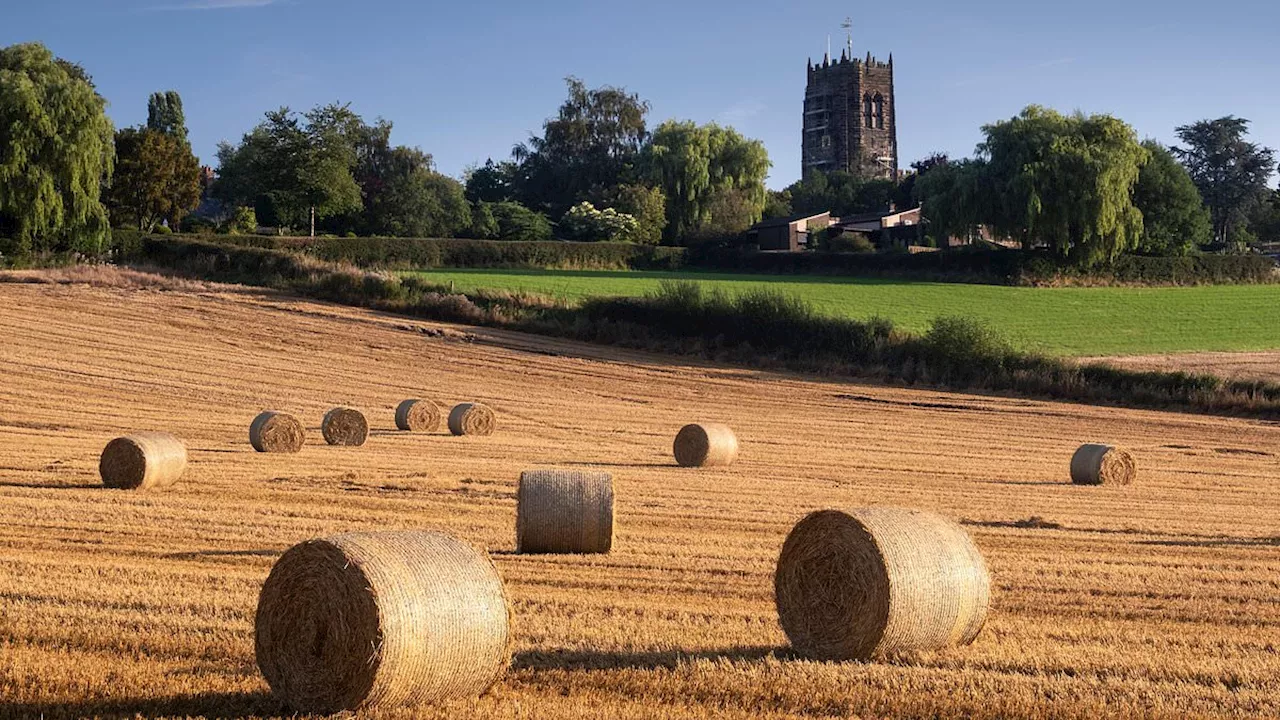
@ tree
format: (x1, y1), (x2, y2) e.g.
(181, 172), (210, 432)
(213, 107), (361, 236)
(105, 127), (201, 231)
(464, 159), (519, 203)
(1132, 141), (1211, 255)
(643, 120), (770, 242)
(464, 201), (499, 239)
(490, 202), (552, 241)
(915, 159), (990, 245)
(977, 106), (1148, 263)
(0, 43), (114, 254)
(146, 90), (188, 142)
(1173, 117), (1277, 245)
(763, 189), (792, 220)
(782, 169), (894, 218)
(595, 183), (666, 244)
(513, 77), (650, 215)
(1248, 189), (1280, 245)
(363, 146), (470, 237)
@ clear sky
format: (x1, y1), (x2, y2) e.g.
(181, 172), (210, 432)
(4, 0), (1278, 189)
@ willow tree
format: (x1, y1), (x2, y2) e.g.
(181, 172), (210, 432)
(0, 43), (114, 254)
(977, 106), (1148, 264)
(643, 120), (770, 242)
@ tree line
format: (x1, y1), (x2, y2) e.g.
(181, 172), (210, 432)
(1, 40), (1277, 263)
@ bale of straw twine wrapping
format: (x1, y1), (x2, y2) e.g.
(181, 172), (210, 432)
(517, 470), (614, 554)
(395, 399), (441, 432)
(255, 530), (511, 714)
(774, 507), (991, 661)
(249, 411), (305, 453)
(448, 402), (496, 436)
(98, 432), (187, 490)
(672, 423), (738, 467)
(1070, 443), (1136, 485)
(322, 407), (369, 447)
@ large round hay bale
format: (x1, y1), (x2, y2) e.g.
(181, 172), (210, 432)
(321, 407), (369, 447)
(672, 423), (738, 467)
(448, 402), (496, 436)
(774, 507), (991, 661)
(249, 411), (305, 453)
(255, 530), (511, 714)
(517, 470), (614, 554)
(1070, 443), (1136, 485)
(99, 432), (187, 490)
(395, 399), (441, 432)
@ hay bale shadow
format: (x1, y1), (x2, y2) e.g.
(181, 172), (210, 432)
(0, 690), (282, 720)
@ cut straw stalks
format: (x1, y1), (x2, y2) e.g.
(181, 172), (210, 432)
(517, 470), (614, 554)
(1070, 443), (1137, 485)
(395, 399), (442, 432)
(249, 411), (305, 453)
(673, 423), (738, 467)
(774, 507), (991, 661)
(98, 432), (187, 490)
(448, 402), (496, 436)
(322, 407), (369, 447)
(255, 530), (511, 714)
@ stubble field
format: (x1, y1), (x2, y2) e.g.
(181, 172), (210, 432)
(1, 277), (1278, 719)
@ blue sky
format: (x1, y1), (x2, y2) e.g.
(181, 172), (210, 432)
(4, 0), (1278, 189)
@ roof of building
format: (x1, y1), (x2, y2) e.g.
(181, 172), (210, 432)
(750, 211), (830, 230)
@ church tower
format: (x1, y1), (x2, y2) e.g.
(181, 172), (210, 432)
(802, 49), (898, 180)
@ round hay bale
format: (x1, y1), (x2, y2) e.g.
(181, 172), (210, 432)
(249, 411), (305, 453)
(98, 432), (187, 490)
(321, 407), (369, 447)
(1070, 443), (1136, 485)
(395, 399), (441, 432)
(255, 530), (511, 714)
(672, 423), (738, 467)
(517, 470), (614, 554)
(774, 507), (991, 661)
(448, 402), (496, 436)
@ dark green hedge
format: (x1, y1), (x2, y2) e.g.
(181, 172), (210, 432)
(108, 231), (1276, 286)
(137, 233), (686, 271)
(687, 246), (1277, 286)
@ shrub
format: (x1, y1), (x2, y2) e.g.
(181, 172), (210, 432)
(491, 202), (553, 242)
(227, 206), (257, 235)
(152, 224), (173, 235)
(559, 202), (641, 242)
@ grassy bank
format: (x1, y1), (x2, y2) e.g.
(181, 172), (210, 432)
(103, 237), (1280, 420)
(403, 268), (1280, 357)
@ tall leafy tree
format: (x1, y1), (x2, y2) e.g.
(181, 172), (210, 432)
(978, 106), (1147, 263)
(1132, 140), (1211, 255)
(1248, 189), (1280, 245)
(105, 127), (201, 231)
(1172, 117), (1277, 245)
(643, 120), (770, 241)
(0, 42), (114, 254)
(363, 146), (470, 237)
(213, 107), (361, 236)
(464, 159), (519, 203)
(915, 159), (991, 244)
(513, 77), (650, 215)
(146, 91), (188, 142)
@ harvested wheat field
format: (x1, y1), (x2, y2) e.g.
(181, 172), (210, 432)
(1091, 350), (1280, 384)
(1, 276), (1279, 719)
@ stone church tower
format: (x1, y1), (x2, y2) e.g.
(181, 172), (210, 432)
(802, 50), (898, 180)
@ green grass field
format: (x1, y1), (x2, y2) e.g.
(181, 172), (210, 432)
(405, 268), (1280, 357)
